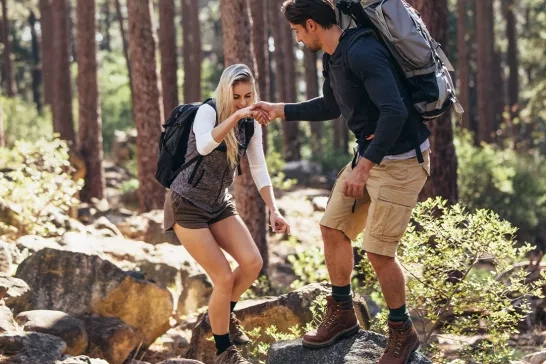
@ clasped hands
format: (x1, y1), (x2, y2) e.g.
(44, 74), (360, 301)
(237, 102), (277, 126)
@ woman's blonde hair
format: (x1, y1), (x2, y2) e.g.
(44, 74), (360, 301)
(214, 64), (258, 167)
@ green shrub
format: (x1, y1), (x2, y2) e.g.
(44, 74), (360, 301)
(456, 131), (546, 243)
(0, 137), (82, 239)
(357, 198), (544, 363)
(1, 96), (53, 146)
(246, 296), (327, 363)
(98, 52), (134, 153)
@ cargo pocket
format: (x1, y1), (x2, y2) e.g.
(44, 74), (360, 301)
(370, 199), (413, 243)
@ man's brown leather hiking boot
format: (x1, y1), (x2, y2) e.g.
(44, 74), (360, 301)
(302, 295), (359, 348)
(379, 319), (420, 364)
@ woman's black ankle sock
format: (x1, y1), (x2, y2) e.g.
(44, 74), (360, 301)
(214, 333), (232, 355)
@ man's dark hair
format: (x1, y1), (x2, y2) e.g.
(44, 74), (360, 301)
(281, 0), (337, 29)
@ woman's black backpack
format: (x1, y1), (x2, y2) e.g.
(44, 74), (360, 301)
(155, 98), (255, 188)
(155, 98), (216, 188)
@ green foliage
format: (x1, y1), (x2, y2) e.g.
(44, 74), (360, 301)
(1, 96), (53, 146)
(246, 296), (327, 363)
(0, 137), (83, 239)
(98, 52), (134, 153)
(455, 131), (546, 243)
(396, 198), (542, 362)
(287, 246), (330, 289)
(265, 150), (297, 190)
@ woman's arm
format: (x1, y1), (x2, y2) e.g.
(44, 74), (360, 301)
(246, 121), (290, 234)
(193, 104), (251, 155)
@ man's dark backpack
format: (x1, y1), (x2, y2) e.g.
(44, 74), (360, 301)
(155, 98), (255, 189)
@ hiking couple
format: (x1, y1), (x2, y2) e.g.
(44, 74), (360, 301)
(164, 1), (433, 363)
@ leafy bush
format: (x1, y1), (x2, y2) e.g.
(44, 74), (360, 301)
(456, 131), (546, 243)
(246, 296), (326, 363)
(1, 96), (53, 146)
(0, 138), (82, 239)
(98, 52), (134, 153)
(265, 150), (297, 190)
(357, 198), (544, 363)
(287, 246), (330, 289)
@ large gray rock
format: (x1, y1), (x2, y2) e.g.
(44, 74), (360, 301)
(0, 302), (17, 333)
(14, 248), (173, 346)
(0, 332), (66, 363)
(0, 274), (31, 310)
(176, 273), (213, 317)
(115, 210), (179, 245)
(16, 310), (88, 356)
(522, 349), (546, 364)
(82, 315), (144, 364)
(0, 241), (12, 274)
(267, 330), (432, 364)
(187, 283), (370, 363)
(282, 160), (322, 185)
(56, 356), (110, 364)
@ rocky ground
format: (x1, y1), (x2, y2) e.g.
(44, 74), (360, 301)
(0, 151), (545, 364)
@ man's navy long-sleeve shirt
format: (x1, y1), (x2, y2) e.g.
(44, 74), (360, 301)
(284, 28), (430, 164)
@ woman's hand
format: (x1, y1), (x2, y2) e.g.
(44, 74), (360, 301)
(269, 209), (291, 235)
(236, 106), (270, 122)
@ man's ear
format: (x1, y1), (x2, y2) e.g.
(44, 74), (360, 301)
(306, 19), (316, 31)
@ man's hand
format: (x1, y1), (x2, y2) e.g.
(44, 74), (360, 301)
(343, 157), (374, 199)
(251, 102), (285, 125)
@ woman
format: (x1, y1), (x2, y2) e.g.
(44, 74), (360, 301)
(164, 64), (290, 364)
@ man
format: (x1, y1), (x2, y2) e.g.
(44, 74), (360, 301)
(252, 1), (430, 363)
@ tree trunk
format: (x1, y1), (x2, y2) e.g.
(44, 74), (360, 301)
(159, 0), (179, 119)
(409, 0), (458, 204)
(249, 0), (270, 152)
(220, 0), (268, 277)
(1, 0), (16, 97)
(67, 0), (77, 62)
(456, 0), (470, 130)
(29, 11), (42, 114)
(504, 0), (519, 138)
(304, 49), (322, 155)
(52, 0), (76, 146)
(267, 0), (277, 103)
(102, 0), (111, 51)
(39, 0), (54, 106)
(475, 0), (492, 143)
(486, 0), (501, 137)
(76, 0), (105, 202)
(126, 0), (165, 212)
(114, 0), (133, 100)
(280, 20), (300, 161)
(0, 94), (4, 147)
(270, 3), (285, 103)
(182, 0), (202, 103)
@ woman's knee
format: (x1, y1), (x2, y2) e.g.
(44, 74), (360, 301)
(210, 270), (235, 290)
(242, 254), (263, 276)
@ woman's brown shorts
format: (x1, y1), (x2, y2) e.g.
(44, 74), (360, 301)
(163, 190), (238, 231)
